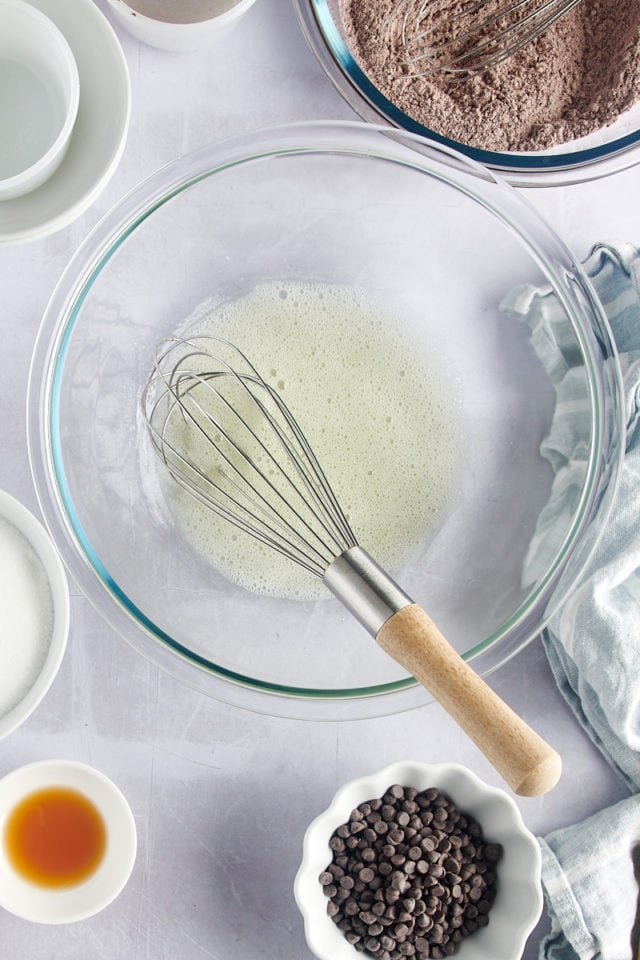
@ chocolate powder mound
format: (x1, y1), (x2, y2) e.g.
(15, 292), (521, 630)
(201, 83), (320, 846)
(339, 0), (640, 152)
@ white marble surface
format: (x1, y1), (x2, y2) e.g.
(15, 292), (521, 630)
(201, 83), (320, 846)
(0, 1), (637, 957)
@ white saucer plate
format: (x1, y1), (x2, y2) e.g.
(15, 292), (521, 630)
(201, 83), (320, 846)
(0, 0), (130, 246)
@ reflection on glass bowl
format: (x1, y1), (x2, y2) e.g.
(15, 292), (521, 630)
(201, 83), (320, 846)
(28, 121), (624, 720)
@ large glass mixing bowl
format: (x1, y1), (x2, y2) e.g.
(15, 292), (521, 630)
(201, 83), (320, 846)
(28, 122), (624, 719)
(293, 0), (640, 187)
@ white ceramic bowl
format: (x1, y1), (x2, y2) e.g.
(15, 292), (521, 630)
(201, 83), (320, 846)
(0, 0), (79, 200)
(103, 0), (259, 51)
(0, 759), (137, 923)
(295, 761), (542, 960)
(0, 490), (70, 740)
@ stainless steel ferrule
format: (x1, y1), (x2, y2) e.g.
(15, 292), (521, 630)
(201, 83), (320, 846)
(322, 545), (413, 637)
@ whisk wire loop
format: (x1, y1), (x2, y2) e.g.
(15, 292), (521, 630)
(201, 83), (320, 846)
(164, 369), (333, 574)
(182, 368), (329, 556)
(143, 337), (358, 579)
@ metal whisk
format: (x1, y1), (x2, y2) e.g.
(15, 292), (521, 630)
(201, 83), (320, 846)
(143, 335), (561, 796)
(391, 0), (583, 79)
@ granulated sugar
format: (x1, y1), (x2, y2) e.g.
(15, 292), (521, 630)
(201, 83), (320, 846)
(340, 0), (640, 151)
(0, 516), (53, 719)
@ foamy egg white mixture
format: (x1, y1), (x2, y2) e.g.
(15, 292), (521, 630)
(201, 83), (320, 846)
(164, 281), (461, 601)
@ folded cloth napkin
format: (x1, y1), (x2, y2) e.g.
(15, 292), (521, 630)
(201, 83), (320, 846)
(502, 240), (640, 960)
(538, 794), (640, 960)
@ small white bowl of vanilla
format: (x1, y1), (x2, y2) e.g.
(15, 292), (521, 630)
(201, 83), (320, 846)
(0, 759), (137, 923)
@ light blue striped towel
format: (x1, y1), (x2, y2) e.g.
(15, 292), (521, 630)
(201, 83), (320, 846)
(504, 241), (640, 960)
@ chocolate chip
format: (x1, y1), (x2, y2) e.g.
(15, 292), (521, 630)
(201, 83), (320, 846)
(321, 785), (503, 957)
(485, 843), (503, 863)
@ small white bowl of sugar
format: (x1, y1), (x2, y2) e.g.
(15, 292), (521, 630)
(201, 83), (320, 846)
(0, 490), (69, 740)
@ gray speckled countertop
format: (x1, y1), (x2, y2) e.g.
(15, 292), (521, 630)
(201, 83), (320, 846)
(0, 1), (636, 956)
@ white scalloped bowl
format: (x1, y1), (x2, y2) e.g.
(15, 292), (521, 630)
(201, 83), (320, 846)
(294, 761), (542, 960)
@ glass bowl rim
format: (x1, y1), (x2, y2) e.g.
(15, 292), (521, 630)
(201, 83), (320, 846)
(27, 120), (625, 719)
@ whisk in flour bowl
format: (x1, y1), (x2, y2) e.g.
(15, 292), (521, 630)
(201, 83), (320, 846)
(392, 0), (584, 80)
(294, 0), (640, 185)
(28, 122), (624, 720)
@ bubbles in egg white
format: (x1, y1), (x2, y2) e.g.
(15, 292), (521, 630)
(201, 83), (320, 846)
(167, 281), (461, 601)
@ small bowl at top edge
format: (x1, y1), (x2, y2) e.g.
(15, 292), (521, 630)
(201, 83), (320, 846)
(294, 761), (543, 960)
(102, 0), (259, 51)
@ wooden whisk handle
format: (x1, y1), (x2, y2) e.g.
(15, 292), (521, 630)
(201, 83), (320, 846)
(377, 604), (562, 797)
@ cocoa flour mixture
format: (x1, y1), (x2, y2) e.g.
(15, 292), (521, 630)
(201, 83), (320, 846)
(339, 0), (640, 151)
